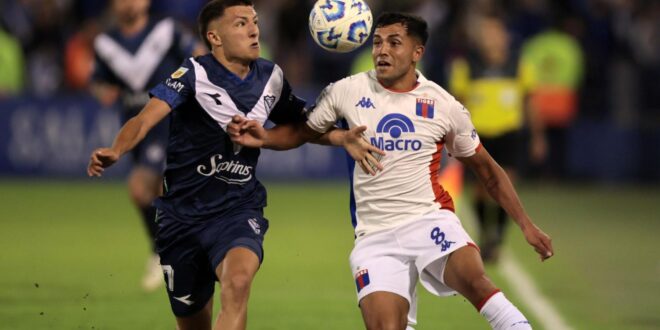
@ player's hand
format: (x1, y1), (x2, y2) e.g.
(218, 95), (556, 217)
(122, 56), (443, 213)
(87, 148), (120, 177)
(227, 115), (266, 148)
(522, 223), (554, 261)
(343, 125), (386, 176)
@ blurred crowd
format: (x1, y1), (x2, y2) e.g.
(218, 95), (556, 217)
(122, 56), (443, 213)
(0, 0), (658, 178)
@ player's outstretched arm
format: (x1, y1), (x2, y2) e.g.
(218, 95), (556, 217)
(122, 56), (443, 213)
(228, 115), (317, 150)
(228, 116), (384, 175)
(458, 147), (554, 261)
(87, 98), (171, 177)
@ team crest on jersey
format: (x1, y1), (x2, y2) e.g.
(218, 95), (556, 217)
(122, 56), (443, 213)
(416, 98), (435, 119)
(354, 269), (370, 292)
(263, 95), (276, 110)
(170, 67), (188, 79)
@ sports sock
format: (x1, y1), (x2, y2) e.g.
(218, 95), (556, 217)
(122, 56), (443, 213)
(479, 291), (531, 329)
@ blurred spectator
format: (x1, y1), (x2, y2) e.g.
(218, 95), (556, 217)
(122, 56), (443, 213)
(89, 0), (204, 292)
(449, 13), (546, 263)
(521, 5), (584, 178)
(0, 26), (25, 97)
(64, 21), (99, 90)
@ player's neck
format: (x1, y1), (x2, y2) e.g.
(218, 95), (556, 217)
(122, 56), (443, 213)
(212, 50), (251, 80)
(119, 14), (149, 37)
(379, 70), (418, 92)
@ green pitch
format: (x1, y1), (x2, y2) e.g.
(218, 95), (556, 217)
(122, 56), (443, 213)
(0, 180), (658, 329)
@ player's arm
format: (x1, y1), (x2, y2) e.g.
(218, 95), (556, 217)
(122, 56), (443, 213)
(87, 98), (171, 177)
(228, 117), (384, 175)
(457, 148), (553, 261)
(228, 116), (318, 150)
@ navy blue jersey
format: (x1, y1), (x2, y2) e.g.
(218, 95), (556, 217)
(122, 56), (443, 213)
(150, 54), (306, 222)
(93, 17), (197, 120)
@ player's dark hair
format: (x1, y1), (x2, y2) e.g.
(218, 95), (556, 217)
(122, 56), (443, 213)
(198, 0), (254, 49)
(375, 12), (428, 46)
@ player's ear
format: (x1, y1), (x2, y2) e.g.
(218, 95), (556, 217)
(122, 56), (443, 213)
(206, 19), (223, 48)
(412, 44), (424, 63)
(207, 30), (222, 48)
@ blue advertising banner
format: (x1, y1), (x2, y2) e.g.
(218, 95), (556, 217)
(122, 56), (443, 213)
(0, 95), (350, 180)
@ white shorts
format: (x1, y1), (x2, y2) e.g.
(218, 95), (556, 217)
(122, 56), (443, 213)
(349, 210), (478, 324)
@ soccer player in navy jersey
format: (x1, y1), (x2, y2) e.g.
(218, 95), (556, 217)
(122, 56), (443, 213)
(90, 0), (206, 291)
(88, 1), (372, 329)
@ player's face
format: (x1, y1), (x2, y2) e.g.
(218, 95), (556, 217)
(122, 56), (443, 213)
(476, 18), (509, 63)
(112, 0), (150, 25)
(372, 23), (424, 87)
(212, 6), (260, 62)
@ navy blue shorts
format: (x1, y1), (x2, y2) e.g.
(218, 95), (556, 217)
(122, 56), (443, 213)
(155, 209), (269, 317)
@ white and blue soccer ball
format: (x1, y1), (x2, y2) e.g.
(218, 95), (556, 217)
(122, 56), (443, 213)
(309, 0), (373, 53)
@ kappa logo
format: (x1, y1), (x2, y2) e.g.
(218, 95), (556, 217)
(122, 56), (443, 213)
(247, 218), (261, 234)
(355, 97), (375, 109)
(263, 95), (276, 110)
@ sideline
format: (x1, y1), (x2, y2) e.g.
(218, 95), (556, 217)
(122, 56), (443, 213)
(499, 251), (573, 330)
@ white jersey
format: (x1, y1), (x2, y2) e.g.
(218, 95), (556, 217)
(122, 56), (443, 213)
(307, 70), (481, 237)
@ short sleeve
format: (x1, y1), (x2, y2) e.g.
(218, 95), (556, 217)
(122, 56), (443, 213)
(306, 83), (342, 133)
(267, 78), (307, 125)
(149, 58), (195, 110)
(445, 101), (481, 158)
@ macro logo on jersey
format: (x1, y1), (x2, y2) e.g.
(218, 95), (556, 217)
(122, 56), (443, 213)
(196, 154), (253, 185)
(354, 269), (370, 292)
(371, 113), (422, 151)
(319, 0), (346, 22)
(416, 98), (435, 119)
(355, 96), (375, 109)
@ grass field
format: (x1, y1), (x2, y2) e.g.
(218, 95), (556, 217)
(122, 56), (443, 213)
(0, 180), (658, 329)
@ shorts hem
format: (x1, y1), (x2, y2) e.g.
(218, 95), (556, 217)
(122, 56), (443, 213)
(210, 237), (264, 270)
(356, 285), (412, 306)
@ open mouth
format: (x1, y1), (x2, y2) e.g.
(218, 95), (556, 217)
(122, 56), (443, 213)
(250, 42), (259, 48)
(376, 60), (391, 68)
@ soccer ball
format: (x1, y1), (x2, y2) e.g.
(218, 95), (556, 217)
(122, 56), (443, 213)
(309, 0), (373, 53)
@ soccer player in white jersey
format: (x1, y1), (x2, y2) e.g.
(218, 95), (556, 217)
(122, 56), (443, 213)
(228, 12), (554, 330)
